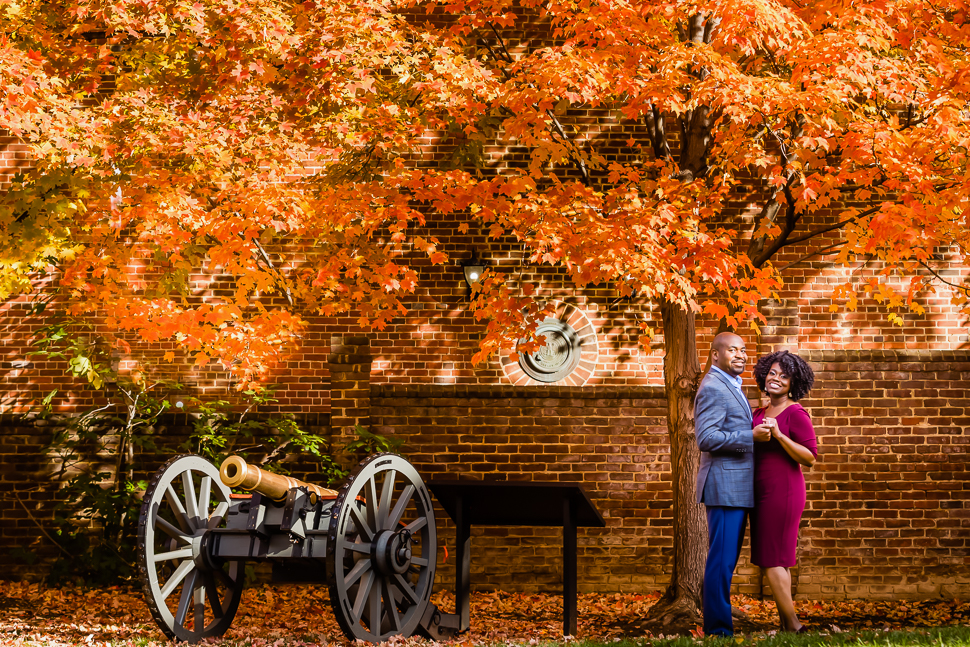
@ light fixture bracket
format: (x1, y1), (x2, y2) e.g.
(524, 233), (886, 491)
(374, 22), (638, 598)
(461, 250), (486, 297)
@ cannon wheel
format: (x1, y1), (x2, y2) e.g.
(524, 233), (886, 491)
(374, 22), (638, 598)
(137, 454), (244, 642)
(327, 453), (437, 642)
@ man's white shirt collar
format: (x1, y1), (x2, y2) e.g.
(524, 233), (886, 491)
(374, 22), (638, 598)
(710, 364), (743, 389)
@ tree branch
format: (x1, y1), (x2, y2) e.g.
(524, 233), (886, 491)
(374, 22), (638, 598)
(10, 489), (72, 557)
(751, 182), (801, 267)
(483, 23), (592, 186)
(260, 439), (292, 466)
(252, 237), (295, 307)
(782, 209), (875, 247)
(644, 103), (672, 160)
(747, 113), (808, 266)
(917, 259), (970, 295)
(487, 23), (515, 64)
(776, 240), (847, 271)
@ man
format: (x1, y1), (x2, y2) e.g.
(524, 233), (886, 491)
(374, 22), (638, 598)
(695, 332), (772, 637)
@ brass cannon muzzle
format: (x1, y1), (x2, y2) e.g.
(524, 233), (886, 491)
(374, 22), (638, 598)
(219, 455), (338, 503)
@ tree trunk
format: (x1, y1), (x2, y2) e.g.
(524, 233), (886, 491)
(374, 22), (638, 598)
(648, 17), (718, 627)
(641, 301), (707, 632)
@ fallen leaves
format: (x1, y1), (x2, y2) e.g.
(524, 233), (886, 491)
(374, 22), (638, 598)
(0, 580), (968, 647)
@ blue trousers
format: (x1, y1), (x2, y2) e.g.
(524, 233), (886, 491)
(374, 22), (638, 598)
(703, 506), (748, 637)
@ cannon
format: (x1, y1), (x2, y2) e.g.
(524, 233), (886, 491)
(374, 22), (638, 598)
(137, 452), (459, 642)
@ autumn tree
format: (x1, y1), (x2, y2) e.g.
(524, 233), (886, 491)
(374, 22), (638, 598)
(0, 0), (479, 379)
(439, 0), (970, 630)
(4, 0), (970, 632)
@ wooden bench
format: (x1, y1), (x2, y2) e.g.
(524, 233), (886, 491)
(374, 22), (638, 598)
(428, 481), (605, 636)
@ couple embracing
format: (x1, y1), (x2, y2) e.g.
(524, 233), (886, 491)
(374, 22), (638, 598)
(695, 332), (819, 637)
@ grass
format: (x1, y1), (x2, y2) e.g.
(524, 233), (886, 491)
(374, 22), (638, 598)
(81, 626), (970, 647)
(2, 581), (966, 647)
(566, 626), (970, 647)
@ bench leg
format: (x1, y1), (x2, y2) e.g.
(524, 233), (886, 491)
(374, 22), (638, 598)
(455, 497), (471, 633)
(563, 496), (577, 636)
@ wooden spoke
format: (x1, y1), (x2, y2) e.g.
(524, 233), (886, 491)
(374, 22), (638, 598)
(378, 470), (396, 529)
(365, 476), (379, 532)
(201, 571), (225, 619)
(344, 540), (371, 554)
(160, 560), (196, 600)
(382, 579), (401, 631)
(208, 501), (229, 529)
(155, 515), (190, 543)
(197, 475), (212, 521)
(404, 516), (427, 534)
(386, 485), (414, 529)
(165, 485), (193, 534)
(393, 573), (420, 605)
(213, 565), (236, 588)
(174, 570), (198, 625)
(153, 547), (194, 563)
(344, 557), (372, 588)
(349, 504), (375, 542)
(182, 470), (200, 525)
(352, 570), (376, 624)
(367, 575), (382, 629)
(193, 583), (205, 631)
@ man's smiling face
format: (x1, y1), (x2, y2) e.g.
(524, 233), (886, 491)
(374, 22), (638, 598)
(712, 333), (746, 377)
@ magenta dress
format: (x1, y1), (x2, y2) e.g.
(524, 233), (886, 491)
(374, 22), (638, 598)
(750, 403), (818, 568)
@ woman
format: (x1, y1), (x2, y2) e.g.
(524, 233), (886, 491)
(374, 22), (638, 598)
(750, 350), (818, 633)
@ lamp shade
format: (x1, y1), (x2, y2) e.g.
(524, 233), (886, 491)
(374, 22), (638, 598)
(461, 252), (485, 289)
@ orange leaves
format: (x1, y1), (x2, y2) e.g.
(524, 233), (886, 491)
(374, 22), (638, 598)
(412, 236), (449, 266)
(703, 302), (730, 321)
(714, 0), (811, 58)
(93, 296), (309, 386)
(4, 581), (970, 644)
(467, 271), (556, 366)
(3, 0), (970, 388)
(498, 175), (536, 197)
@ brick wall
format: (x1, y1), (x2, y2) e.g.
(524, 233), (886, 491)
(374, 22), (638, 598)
(5, 151), (970, 416)
(0, 414), (189, 575)
(371, 383), (676, 593)
(1, 346), (967, 598)
(0, 416), (53, 567)
(1, 11), (968, 596)
(370, 348), (970, 600)
(0, 412), (335, 578)
(795, 349), (970, 599)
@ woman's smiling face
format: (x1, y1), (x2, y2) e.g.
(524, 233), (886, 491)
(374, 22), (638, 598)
(765, 362), (791, 397)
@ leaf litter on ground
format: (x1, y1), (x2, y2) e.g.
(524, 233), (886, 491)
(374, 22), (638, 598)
(0, 581), (967, 647)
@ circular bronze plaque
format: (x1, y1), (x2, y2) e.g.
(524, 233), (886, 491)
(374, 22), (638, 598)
(518, 318), (582, 383)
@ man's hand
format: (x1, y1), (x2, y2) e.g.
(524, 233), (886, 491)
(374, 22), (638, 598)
(752, 424), (773, 442)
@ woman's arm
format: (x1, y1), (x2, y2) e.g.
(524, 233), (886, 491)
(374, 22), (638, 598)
(772, 425), (816, 467)
(769, 406), (818, 467)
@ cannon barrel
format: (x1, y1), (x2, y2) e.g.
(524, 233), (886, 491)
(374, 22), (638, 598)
(219, 455), (338, 502)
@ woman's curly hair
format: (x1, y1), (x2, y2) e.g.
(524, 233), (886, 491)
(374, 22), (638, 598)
(753, 350), (815, 401)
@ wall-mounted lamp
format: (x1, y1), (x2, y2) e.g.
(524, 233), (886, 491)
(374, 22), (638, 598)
(461, 250), (486, 298)
(608, 273), (637, 310)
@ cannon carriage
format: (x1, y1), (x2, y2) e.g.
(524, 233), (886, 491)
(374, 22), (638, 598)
(137, 452), (459, 643)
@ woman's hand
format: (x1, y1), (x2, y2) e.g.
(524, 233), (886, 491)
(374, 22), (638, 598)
(765, 416), (816, 467)
(752, 423), (773, 442)
(764, 417), (781, 439)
